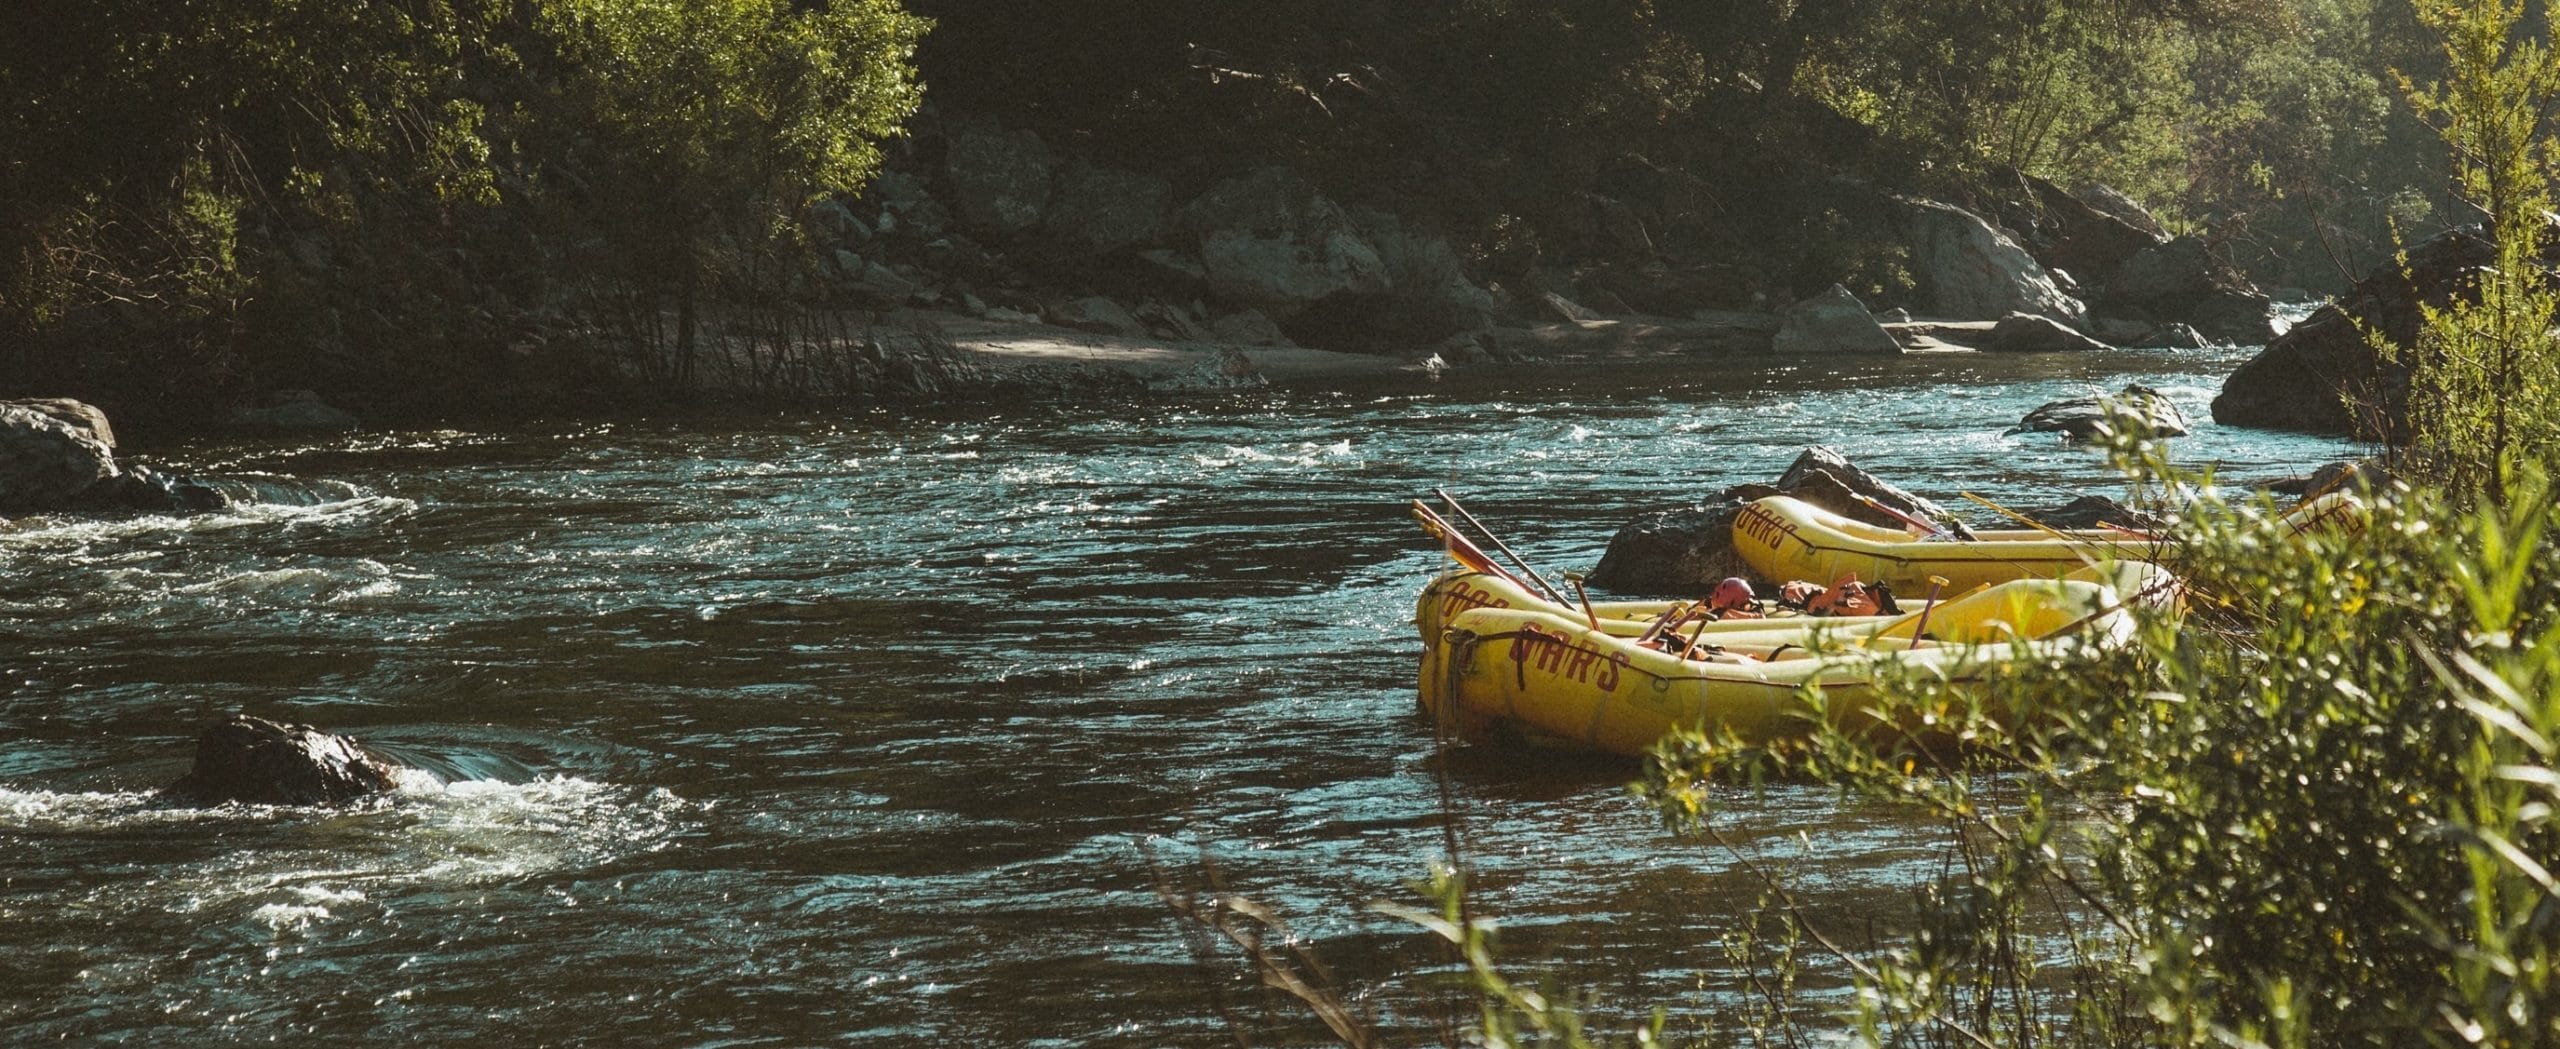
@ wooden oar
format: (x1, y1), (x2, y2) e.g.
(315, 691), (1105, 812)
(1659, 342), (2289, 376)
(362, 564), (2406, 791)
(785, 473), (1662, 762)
(1410, 501), (1526, 588)
(1906, 574), (1950, 650)
(1434, 488), (1567, 604)
(1635, 600), (1695, 646)
(1561, 572), (1601, 631)
(1853, 491), (1945, 537)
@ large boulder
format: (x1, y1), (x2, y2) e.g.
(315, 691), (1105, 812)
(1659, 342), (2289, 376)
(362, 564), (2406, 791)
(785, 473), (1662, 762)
(1901, 198), (2087, 324)
(2, 398), (228, 514)
(1984, 312), (2111, 354)
(13, 397), (117, 450)
(1339, 209), (1496, 343)
(943, 115), (1056, 236)
(2212, 224), (2543, 435)
(1986, 170), (2167, 288)
(2265, 458), (2395, 498)
(1176, 167), (1390, 315)
(1133, 299), (1215, 342)
(1168, 170), (1493, 348)
(159, 714), (404, 807)
(2005, 383), (2193, 441)
(2075, 183), (2172, 240)
(2096, 236), (2276, 344)
(0, 401), (117, 510)
(1586, 447), (1971, 595)
(1772, 284), (1903, 355)
(1535, 290), (1602, 323)
(1040, 161), (1171, 256)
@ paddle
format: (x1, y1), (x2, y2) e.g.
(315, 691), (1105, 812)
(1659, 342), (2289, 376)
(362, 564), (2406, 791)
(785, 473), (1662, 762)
(1561, 572), (1601, 631)
(1906, 574), (1950, 649)
(1635, 599), (1695, 646)
(1853, 491), (1946, 537)
(1434, 488), (1568, 604)
(1409, 500), (1525, 588)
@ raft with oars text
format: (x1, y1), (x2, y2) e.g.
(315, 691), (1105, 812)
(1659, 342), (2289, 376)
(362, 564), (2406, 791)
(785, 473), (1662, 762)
(1729, 491), (2360, 592)
(1416, 561), (2175, 757)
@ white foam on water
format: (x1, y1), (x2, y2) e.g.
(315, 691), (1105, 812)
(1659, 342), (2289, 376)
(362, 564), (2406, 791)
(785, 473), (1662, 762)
(1203, 439), (1362, 471)
(0, 493), (416, 557)
(249, 902), (334, 930)
(0, 775), (695, 935)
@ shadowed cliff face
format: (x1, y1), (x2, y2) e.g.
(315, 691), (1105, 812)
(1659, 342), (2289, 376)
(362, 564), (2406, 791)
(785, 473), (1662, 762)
(160, 715), (402, 807)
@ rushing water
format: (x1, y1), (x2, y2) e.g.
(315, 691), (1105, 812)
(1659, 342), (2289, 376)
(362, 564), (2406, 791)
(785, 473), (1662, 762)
(0, 342), (2353, 1044)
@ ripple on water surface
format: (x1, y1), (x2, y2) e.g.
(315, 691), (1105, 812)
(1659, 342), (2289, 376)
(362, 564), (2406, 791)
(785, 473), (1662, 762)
(0, 352), (2355, 1043)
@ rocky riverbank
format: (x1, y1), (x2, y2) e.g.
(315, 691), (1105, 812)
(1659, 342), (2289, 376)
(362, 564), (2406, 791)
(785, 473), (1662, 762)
(719, 107), (2285, 399)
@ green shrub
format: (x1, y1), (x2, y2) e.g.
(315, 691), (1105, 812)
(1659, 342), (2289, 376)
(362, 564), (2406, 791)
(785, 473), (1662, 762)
(1634, 469), (2560, 1047)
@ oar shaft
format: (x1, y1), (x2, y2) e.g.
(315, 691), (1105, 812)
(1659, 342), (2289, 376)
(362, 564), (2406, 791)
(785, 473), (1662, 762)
(1906, 575), (1949, 650)
(1434, 488), (1567, 604)
(1410, 501), (1526, 588)
(1854, 492), (1942, 537)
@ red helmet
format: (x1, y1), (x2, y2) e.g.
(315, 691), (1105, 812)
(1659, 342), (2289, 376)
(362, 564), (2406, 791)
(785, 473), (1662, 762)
(1711, 577), (1755, 610)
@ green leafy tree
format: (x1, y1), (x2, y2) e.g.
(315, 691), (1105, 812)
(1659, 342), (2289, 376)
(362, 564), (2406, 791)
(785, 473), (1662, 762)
(2387, 0), (2560, 502)
(534, 0), (924, 383)
(0, 0), (923, 415)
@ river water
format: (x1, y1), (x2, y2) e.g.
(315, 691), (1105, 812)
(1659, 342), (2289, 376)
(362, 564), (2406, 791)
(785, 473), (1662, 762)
(0, 342), (2351, 1044)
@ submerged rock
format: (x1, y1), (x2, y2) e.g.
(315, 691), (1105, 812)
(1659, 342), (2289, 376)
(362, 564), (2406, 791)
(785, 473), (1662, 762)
(159, 714), (403, 807)
(1, 398), (229, 515)
(2006, 383), (2192, 441)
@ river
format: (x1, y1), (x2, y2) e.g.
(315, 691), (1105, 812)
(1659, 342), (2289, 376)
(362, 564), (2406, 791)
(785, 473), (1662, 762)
(0, 341), (2352, 1043)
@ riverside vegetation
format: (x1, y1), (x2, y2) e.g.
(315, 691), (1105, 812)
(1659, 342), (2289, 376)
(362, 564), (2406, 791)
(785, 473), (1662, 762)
(9, 0), (2560, 1044)
(1268, 2), (2560, 1046)
(0, 0), (2515, 432)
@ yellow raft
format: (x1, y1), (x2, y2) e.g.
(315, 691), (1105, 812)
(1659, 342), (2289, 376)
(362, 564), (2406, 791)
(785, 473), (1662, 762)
(1730, 491), (2360, 592)
(1413, 566), (1904, 711)
(1416, 562), (2169, 757)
